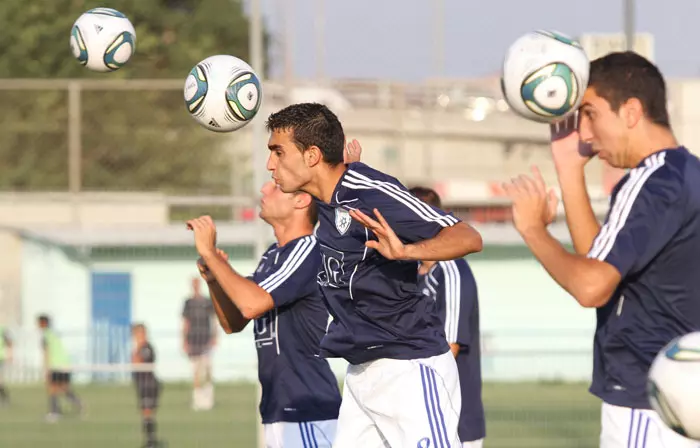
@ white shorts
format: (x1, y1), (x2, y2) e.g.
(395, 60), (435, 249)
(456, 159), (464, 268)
(263, 420), (336, 448)
(333, 351), (461, 448)
(462, 440), (483, 448)
(600, 402), (699, 448)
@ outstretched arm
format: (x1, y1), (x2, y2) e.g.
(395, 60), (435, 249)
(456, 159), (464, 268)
(349, 208), (482, 261)
(200, 252), (274, 323)
(404, 221), (482, 261)
(197, 253), (251, 334)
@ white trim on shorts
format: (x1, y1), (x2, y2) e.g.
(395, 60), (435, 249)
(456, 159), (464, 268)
(263, 419), (337, 448)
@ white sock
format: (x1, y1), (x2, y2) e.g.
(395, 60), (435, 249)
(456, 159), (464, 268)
(192, 387), (202, 409)
(201, 383), (214, 409)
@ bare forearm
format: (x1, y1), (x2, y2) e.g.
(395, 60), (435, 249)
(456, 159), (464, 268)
(521, 227), (615, 308)
(555, 166), (601, 255)
(206, 279), (248, 333)
(203, 252), (274, 320)
(405, 223), (483, 261)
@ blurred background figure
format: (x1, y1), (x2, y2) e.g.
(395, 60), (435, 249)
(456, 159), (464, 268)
(181, 277), (217, 411)
(0, 325), (12, 407)
(38, 315), (83, 422)
(132, 323), (163, 448)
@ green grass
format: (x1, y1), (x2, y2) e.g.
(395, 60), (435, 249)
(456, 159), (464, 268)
(0, 381), (600, 447)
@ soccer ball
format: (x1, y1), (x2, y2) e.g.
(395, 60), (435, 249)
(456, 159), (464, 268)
(183, 55), (262, 133)
(501, 30), (589, 123)
(70, 7), (136, 72)
(647, 332), (700, 440)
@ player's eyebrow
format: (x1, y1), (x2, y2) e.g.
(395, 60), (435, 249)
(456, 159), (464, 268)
(268, 144), (282, 151)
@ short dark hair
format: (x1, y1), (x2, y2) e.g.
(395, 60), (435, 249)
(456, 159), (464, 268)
(266, 103), (345, 166)
(38, 314), (50, 326)
(409, 186), (442, 208)
(294, 191), (319, 227)
(132, 323), (146, 332)
(588, 51), (670, 128)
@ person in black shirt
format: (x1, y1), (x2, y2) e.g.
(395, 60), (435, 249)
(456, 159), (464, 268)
(181, 277), (217, 410)
(132, 323), (162, 448)
(504, 52), (700, 447)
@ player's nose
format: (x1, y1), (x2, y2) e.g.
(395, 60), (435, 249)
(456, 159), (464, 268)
(266, 153), (276, 171)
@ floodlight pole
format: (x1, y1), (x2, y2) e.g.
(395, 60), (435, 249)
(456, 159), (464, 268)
(433, 0), (445, 78)
(248, 2), (267, 448)
(314, 0), (325, 82)
(624, 0), (635, 51)
(249, 0), (267, 262)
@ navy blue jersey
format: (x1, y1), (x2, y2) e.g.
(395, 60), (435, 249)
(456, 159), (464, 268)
(252, 235), (341, 424)
(587, 148), (700, 409)
(419, 259), (485, 442)
(315, 162), (460, 365)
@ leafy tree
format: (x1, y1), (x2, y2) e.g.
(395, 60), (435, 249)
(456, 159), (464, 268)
(0, 0), (265, 193)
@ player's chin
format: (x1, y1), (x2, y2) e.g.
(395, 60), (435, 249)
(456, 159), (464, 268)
(277, 182), (300, 194)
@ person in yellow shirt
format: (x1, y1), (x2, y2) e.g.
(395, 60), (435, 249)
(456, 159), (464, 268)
(38, 315), (83, 422)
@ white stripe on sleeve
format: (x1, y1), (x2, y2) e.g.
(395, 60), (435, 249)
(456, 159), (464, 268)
(588, 152), (665, 261)
(258, 236), (316, 293)
(342, 169), (458, 227)
(440, 260), (461, 343)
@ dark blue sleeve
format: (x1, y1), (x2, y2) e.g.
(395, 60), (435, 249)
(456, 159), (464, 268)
(257, 236), (320, 307)
(587, 164), (684, 277)
(438, 260), (476, 346)
(360, 185), (461, 243)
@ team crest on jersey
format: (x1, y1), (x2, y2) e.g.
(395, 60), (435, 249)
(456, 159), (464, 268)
(334, 207), (352, 235)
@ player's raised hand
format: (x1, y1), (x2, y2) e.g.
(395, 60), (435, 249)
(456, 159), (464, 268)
(186, 215), (218, 258)
(349, 208), (407, 260)
(197, 248), (229, 282)
(503, 166), (557, 234)
(344, 138), (363, 164)
(550, 111), (593, 170)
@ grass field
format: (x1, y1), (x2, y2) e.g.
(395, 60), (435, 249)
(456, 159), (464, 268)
(0, 381), (600, 447)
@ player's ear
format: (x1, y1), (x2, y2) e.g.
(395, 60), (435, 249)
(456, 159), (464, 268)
(304, 145), (322, 167)
(293, 192), (312, 210)
(622, 97), (643, 128)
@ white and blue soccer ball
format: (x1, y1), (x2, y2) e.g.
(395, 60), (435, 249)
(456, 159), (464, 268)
(183, 55), (262, 133)
(647, 332), (700, 441)
(70, 7), (136, 72)
(501, 30), (589, 123)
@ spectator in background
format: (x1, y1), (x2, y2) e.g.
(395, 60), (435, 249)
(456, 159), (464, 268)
(38, 314), (83, 422)
(181, 277), (217, 411)
(132, 323), (162, 448)
(0, 325), (12, 407)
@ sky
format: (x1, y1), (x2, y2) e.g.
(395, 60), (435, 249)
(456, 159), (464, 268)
(249, 0), (700, 82)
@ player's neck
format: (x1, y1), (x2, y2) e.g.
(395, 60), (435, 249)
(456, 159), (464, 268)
(272, 222), (314, 247)
(630, 126), (678, 166)
(310, 164), (348, 203)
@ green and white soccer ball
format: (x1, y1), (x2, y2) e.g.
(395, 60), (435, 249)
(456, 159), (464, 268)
(647, 332), (700, 441)
(70, 8), (136, 72)
(184, 55), (262, 132)
(501, 30), (589, 123)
